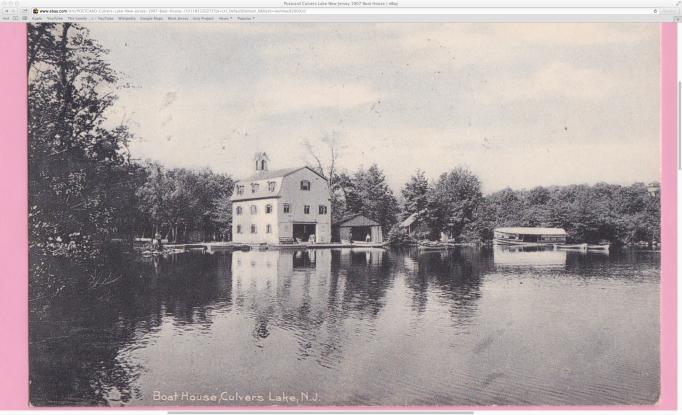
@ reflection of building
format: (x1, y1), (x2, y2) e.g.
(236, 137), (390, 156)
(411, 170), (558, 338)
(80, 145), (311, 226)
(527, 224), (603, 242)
(332, 214), (384, 243)
(231, 152), (332, 244)
(231, 249), (333, 287)
(232, 250), (287, 288)
(337, 247), (385, 266)
(493, 246), (567, 267)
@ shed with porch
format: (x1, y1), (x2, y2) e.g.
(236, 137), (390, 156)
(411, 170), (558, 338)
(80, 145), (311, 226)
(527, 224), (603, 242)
(332, 214), (383, 243)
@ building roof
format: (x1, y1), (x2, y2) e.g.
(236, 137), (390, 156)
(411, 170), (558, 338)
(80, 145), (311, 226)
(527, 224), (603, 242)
(333, 213), (380, 227)
(238, 167), (304, 182)
(231, 166), (327, 202)
(495, 227), (567, 236)
(399, 212), (419, 228)
(237, 166), (327, 183)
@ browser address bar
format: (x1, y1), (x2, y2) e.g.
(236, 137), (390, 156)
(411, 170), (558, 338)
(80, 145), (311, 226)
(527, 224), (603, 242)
(33, 7), (665, 15)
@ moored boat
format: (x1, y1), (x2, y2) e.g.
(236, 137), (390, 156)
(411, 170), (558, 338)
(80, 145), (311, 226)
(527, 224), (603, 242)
(556, 243), (588, 251)
(556, 242), (611, 252)
(418, 241), (455, 251)
(351, 240), (389, 247)
(587, 243), (610, 251)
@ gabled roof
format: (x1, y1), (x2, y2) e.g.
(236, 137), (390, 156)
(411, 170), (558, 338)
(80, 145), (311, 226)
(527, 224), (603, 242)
(238, 167), (302, 182)
(333, 213), (380, 227)
(237, 166), (326, 183)
(231, 166), (327, 202)
(495, 227), (567, 236)
(399, 212), (419, 228)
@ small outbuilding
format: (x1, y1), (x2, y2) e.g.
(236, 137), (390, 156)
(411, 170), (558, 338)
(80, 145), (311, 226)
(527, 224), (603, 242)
(399, 210), (429, 236)
(332, 214), (384, 243)
(399, 212), (419, 235)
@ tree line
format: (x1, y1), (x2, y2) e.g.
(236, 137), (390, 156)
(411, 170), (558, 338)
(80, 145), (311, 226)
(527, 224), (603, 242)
(396, 170), (660, 245)
(305, 140), (660, 246)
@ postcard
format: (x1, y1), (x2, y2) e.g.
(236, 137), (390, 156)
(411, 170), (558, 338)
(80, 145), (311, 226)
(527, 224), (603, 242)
(19, 22), (670, 408)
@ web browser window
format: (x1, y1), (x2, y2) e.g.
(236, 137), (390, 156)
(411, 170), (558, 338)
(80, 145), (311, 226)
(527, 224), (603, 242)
(0, 1), (679, 414)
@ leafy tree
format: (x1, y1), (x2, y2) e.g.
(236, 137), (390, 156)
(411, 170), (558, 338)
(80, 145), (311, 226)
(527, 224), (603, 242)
(195, 169), (234, 240)
(425, 167), (482, 240)
(28, 23), (138, 301)
(136, 166), (234, 242)
(401, 170), (430, 218)
(210, 193), (234, 241)
(486, 188), (524, 226)
(386, 224), (416, 245)
(343, 164), (400, 232)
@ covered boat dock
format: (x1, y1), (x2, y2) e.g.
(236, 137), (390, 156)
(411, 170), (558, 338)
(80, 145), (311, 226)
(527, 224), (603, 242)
(494, 227), (567, 245)
(332, 214), (384, 243)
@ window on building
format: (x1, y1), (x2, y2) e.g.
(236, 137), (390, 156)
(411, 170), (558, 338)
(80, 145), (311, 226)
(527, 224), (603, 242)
(251, 183), (260, 193)
(268, 181), (276, 192)
(266, 224), (272, 233)
(251, 224), (257, 234)
(283, 203), (290, 213)
(304, 205), (310, 214)
(319, 205), (327, 214)
(236, 206), (242, 215)
(266, 204), (272, 214)
(250, 205), (257, 214)
(236, 185), (244, 195)
(236, 225), (242, 234)
(300, 180), (310, 190)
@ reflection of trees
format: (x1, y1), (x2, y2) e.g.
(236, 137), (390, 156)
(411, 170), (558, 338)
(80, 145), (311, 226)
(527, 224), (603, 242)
(30, 252), (233, 406)
(336, 248), (394, 317)
(401, 247), (491, 328)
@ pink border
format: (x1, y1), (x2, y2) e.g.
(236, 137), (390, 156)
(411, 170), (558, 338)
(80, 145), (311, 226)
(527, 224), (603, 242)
(0, 22), (676, 411)
(0, 23), (28, 410)
(658, 21), (678, 411)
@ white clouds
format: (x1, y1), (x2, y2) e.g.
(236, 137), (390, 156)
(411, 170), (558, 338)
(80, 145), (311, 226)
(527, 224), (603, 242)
(252, 78), (380, 113)
(480, 61), (621, 103)
(92, 22), (660, 193)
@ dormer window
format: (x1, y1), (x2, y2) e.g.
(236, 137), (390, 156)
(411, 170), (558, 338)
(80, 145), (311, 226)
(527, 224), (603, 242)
(268, 181), (276, 192)
(251, 183), (260, 193)
(300, 180), (310, 191)
(236, 185), (244, 195)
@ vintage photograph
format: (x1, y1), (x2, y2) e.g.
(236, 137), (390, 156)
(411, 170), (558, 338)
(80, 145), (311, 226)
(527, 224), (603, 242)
(28, 23), (661, 406)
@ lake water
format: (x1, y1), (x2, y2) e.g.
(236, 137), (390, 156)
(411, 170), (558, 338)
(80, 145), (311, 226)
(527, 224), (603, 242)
(29, 247), (660, 407)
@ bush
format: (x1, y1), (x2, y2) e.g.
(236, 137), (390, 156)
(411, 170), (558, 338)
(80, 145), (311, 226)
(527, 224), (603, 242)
(386, 225), (416, 245)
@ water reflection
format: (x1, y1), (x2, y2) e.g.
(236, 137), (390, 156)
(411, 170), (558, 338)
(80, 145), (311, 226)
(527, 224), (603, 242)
(30, 247), (660, 407)
(494, 246), (567, 268)
(30, 253), (233, 405)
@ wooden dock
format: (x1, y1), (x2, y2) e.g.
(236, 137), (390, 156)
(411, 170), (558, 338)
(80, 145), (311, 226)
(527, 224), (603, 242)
(161, 241), (388, 252)
(274, 242), (388, 249)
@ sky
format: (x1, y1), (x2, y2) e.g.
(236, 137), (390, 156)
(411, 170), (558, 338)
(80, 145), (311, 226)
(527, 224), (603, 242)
(89, 23), (661, 194)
